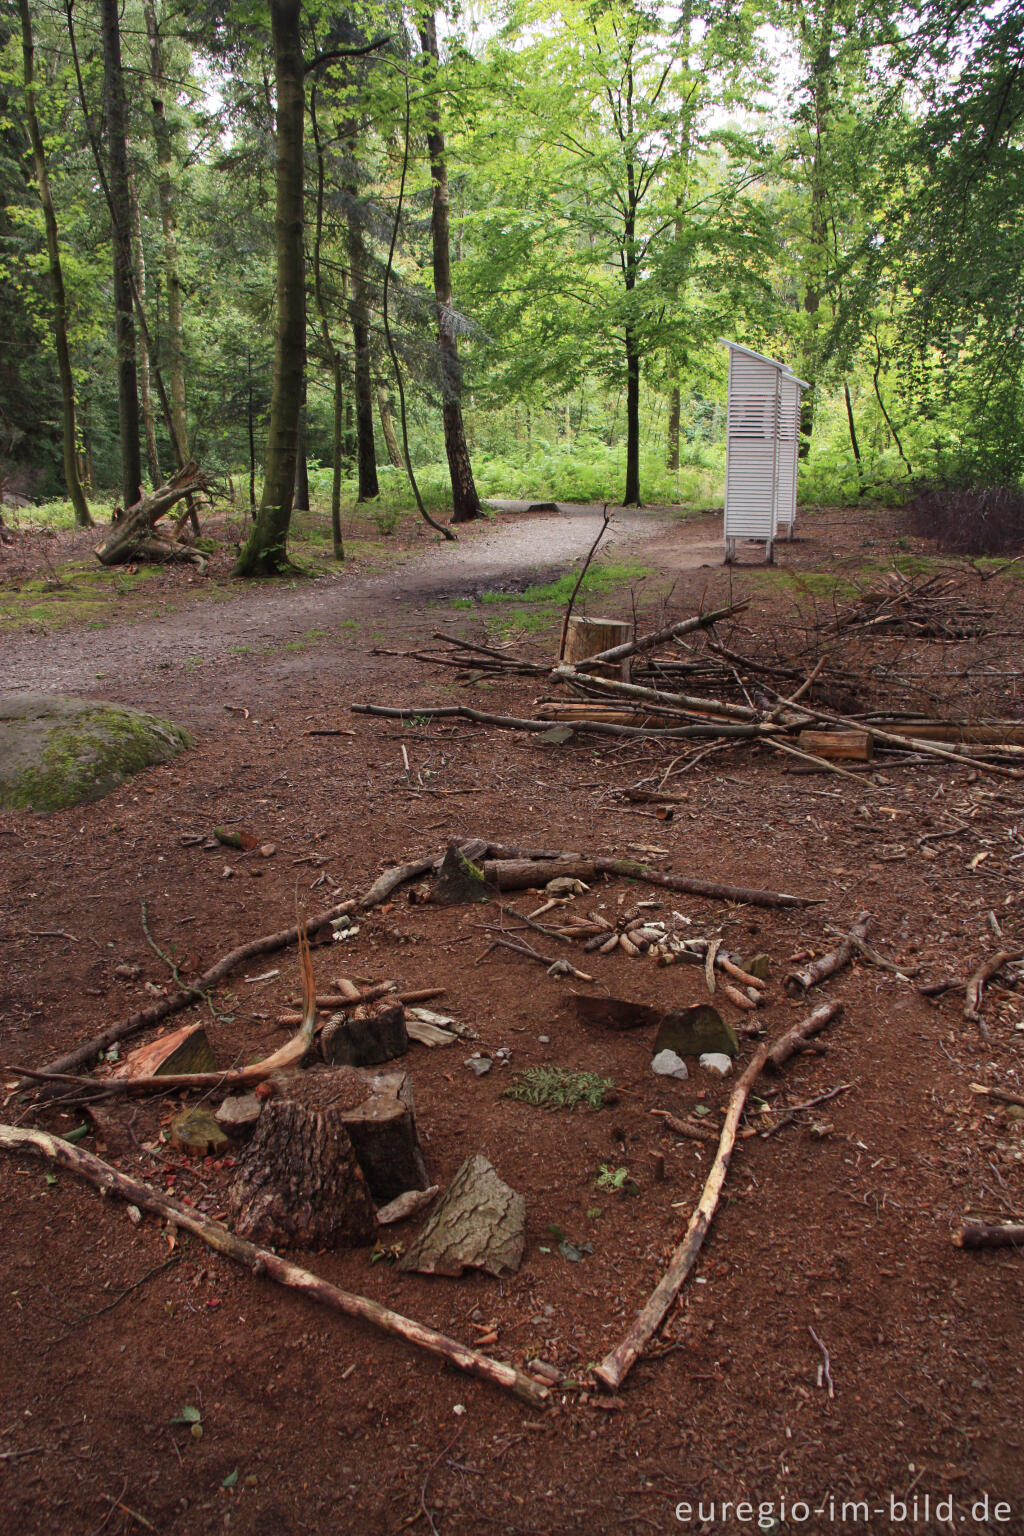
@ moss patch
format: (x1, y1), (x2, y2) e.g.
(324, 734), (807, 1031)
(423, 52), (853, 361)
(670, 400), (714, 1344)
(0, 694), (192, 812)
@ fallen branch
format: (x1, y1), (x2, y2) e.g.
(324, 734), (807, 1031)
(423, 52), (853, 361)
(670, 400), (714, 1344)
(483, 854), (815, 910)
(970, 1083), (1024, 1110)
(570, 602), (749, 672)
(351, 702), (767, 742)
(0, 1124), (548, 1408)
(593, 1000), (847, 1392)
(766, 1001), (843, 1071)
(558, 504), (611, 660)
(95, 461), (212, 567)
(955, 1220), (1024, 1250)
(964, 948), (1023, 1036)
(783, 915), (870, 996)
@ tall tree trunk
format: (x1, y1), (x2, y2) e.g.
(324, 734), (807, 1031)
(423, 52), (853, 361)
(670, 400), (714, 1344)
(624, 320), (641, 505)
(797, 0), (836, 461)
(331, 353), (344, 557)
(293, 383), (310, 511)
(130, 177), (162, 487)
(100, 0), (143, 510)
(666, 386), (680, 472)
(143, 0), (189, 467)
(377, 385), (403, 469)
(17, 0), (91, 527)
(309, 81), (343, 557)
(344, 176), (379, 501)
(247, 348), (257, 515)
(418, 13), (481, 524)
(844, 379), (864, 496)
(235, 0), (305, 577)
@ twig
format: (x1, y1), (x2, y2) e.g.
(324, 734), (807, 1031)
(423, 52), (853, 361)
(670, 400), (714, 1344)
(964, 948), (1023, 1037)
(762, 1082), (853, 1138)
(559, 504), (612, 660)
(808, 1326), (835, 1398)
(420, 1425), (466, 1536)
(783, 915), (870, 996)
(0, 1125), (549, 1408)
(46, 1255), (179, 1348)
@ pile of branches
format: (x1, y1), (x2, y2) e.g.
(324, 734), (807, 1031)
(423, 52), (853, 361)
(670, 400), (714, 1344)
(355, 600), (1024, 780)
(828, 569), (995, 640)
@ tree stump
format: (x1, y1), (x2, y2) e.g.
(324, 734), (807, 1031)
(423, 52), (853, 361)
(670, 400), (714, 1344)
(562, 616), (632, 679)
(341, 1074), (430, 1205)
(321, 999), (409, 1068)
(228, 1070), (377, 1250)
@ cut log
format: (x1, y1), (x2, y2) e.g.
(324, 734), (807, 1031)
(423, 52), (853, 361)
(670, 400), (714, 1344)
(482, 855), (813, 909)
(399, 1153), (525, 1278)
(563, 617), (632, 680)
(796, 730), (873, 762)
(228, 1070), (378, 1250)
(955, 1220), (1024, 1249)
(321, 999), (408, 1068)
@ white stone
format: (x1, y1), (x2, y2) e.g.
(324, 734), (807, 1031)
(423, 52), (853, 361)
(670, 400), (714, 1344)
(651, 1049), (689, 1080)
(700, 1052), (733, 1077)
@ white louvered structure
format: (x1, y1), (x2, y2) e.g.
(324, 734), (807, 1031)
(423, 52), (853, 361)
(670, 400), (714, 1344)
(720, 340), (809, 563)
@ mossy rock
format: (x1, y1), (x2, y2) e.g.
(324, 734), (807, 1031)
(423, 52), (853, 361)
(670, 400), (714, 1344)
(0, 692), (191, 812)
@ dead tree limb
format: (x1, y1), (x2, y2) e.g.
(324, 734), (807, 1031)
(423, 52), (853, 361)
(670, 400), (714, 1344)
(964, 949), (1023, 1036)
(594, 1000), (847, 1392)
(765, 1001), (843, 1071)
(955, 1220), (1024, 1250)
(482, 855), (814, 910)
(0, 1124), (549, 1408)
(558, 504), (611, 660)
(350, 702), (766, 742)
(29, 857), (436, 1085)
(783, 915), (870, 996)
(970, 1083), (1024, 1109)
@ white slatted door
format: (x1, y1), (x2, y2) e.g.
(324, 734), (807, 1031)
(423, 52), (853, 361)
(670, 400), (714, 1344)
(774, 375), (801, 537)
(724, 351), (780, 543)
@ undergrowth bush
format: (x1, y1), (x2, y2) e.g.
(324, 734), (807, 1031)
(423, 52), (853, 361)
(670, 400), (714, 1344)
(903, 483), (1024, 556)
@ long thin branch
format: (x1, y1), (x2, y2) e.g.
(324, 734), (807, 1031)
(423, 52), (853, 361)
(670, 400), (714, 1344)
(0, 1125), (548, 1409)
(593, 1001), (847, 1392)
(558, 504), (612, 660)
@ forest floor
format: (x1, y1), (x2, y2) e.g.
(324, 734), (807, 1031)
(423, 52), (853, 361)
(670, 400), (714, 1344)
(1, 497), (1023, 1536)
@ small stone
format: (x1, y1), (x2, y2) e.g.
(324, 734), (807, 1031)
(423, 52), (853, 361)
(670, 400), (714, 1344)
(699, 1052), (733, 1078)
(746, 953), (771, 981)
(114, 963), (141, 980)
(1005, 1105), (1024, 1122)
(538, 1035), (550, 1044)
(651, 1049), (689, 1080)
(466, 1056), (493, 1076)
(259, 843), (276, 858)
(654, 1005), (738, 1060)
(222, 865), (234, 879)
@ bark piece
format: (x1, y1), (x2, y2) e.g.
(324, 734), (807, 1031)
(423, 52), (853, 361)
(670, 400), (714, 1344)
(399, 1154), (525, 1278)
(573, 995), (663, 1032)
(228, 1071), (377, 1250)
(377, 1185), (439, 1225)
(433, 842), (495, 905)
(215, 1093), (263, 1137)
(116, 1022), (215, 1078)
(341, 1080), (430, 1205)
(320, 1000), (409, 1068)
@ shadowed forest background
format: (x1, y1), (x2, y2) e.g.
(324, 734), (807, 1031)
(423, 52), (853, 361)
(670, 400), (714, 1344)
(1, 0), (1021, 561)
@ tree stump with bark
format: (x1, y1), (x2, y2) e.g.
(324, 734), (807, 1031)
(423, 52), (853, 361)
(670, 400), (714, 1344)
(563, 617), (632, 679)
(320, 998), (409, 1067)
(228, 1067), (429, 1246)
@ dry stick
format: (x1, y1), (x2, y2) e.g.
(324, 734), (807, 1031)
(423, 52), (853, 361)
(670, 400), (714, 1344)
(593, 1001), (846, 1393)
(350, 703), (766, 742)
(970, 1083), (1024, 1110)
(783, 914), (870, 997)
(570, 602), (749, 672)
(766, 736), (876, 788)
(483, 854), (815, 910)
(551, 664), (763, 723)
(431, 632), (547, 672)
(765, 1001), (843, 1072)
(964, 948), (1023, 1036)
(792, 702), (1023, 782)
(0, 1125), (548, 1409)
(955, 1220), (1024, 1250)
(558, 503), (612, 661)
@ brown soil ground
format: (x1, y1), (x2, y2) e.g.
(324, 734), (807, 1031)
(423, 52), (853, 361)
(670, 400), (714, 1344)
(1, 501), (1023, 1536)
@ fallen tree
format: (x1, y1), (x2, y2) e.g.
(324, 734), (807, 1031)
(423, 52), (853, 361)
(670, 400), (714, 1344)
(95, 460), (212, 567)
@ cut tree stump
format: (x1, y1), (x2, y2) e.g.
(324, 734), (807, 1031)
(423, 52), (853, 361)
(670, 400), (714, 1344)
(320, 999), (409, 1068)
(338, 1068), (430, 1205)
(228, 1070), (377, 1250)
(563, 616), (632, 679)
(115, 1022), (216, 1079)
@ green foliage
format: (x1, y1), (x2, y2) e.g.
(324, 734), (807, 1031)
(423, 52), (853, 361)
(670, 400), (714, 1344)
(503, 1067), (613, 1110)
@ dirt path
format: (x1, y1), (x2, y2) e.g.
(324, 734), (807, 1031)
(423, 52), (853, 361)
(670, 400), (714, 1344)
(0, 503), (721, 710)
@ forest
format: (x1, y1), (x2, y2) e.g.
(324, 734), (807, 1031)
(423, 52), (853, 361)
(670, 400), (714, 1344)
(0, 0), (1021, 569)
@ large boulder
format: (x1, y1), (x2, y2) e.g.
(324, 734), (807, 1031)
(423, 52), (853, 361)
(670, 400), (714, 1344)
(0, 692), (191, 812)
